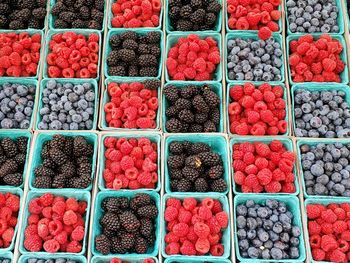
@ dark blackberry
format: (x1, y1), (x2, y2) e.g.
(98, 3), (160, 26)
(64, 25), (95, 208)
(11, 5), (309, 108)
(180, 5), (192, 18)
(41, 142), (50, 159)
(203, 88), (220, 108)
(102, 197), (121, 213)
(174, 98), (192, 110)
(72, 19), (87, 28)
(110, 35), (121, 48)
(180, 85), (198, 98)
(169, 169), (183, 180)
(210, 108), (220, 125)
(73, 136), (91, 157)
(166, 118), (182, 133)
(18, 0), (35, 9)
(34, 165), (55, 177)
(182, 166), (199, 181)
(50, 134), (66, 149)
(204, 121), (217, 132)
(127, 66), (138, 76)
(193, 95), (209, 113)
(28, 18), (42, 28)
(185, 155), (202, 169)
(0, 155), (6, 166)
(137, 205), (158, 219)
(91, 8), (104, 23)
(198, 151), (221, 166)
(118, 49), (136, 62)
(109, 66), (126, 76)
(54, 19), (68, 28)
(169, 6), (180, 22)
(111, 237), (127, 254)
(0, 160), (18, 177)
(190, 0), (202, 8)
(122, 39), (138, 50)
(143, 79), (160, 90)
(79, 6), (90, 20)
(32, 7), (46, 19)
(34, 176), (52, 188)
(190, 8), (205, 24)
(170, 180), (179, 191)
(138, 54), (158, 67)
(59, 11), (76, 23)
(88, 20), (101, 29)
(3, 173), (22, 186)
(77, 162), (92, 177)
(145, 234), (156, 247)
(182, 141), (193, 152)
(9, 20), (25, 29)
(52, 174), (66, 188)
(191, 143), (211, 155)
(138, 44), (149, 54)
(94, 0), (104, 10)
(0, 3), (10, 14)
(195, 177), (209, 192)
(49, 148), (68, 166)
(100, 212), (120, 231)
(189, 124), (203, 133)
(51, 2), (67, 16)
(146, 31), (161, 44)
(120, 232), (135, 250)
(42, 158), (56, 170)
(140, 218), (153, 237)
(119, 211), (140, 232)
(130, 193), (151, 210)
(117, 197), (129, 210)
(95, 234), (111, 255)
(167, 154), (185, 169)
(164, 85), (179, 102)
(165, 106), (178, 118)
(139, 67), (157, 77)
(0, 15), (8, 28)
(206, 12), (216, 25)
(169, 142), (183, 154)
(176, 178), (192, 192)
(211, 178), (227, 192)
(135, 237), (148, 254)
(195, 112), (208, 124)
(63, 136), (74, 156)
(121, 31), (137, 40)
(149, 45), (161, 57)
(169, 0), (181, 7)
(103, 228), (116, 239)
(77, 175), (91, 188)
(180, 123), (189, 132)
(178, 109), (194, 123)
(176, 19), (193, 31)
(207, 1), (221, 13)
(15, 8), (31, 21)
(1, 138), (17, 158)
(208, 165), (224, 179)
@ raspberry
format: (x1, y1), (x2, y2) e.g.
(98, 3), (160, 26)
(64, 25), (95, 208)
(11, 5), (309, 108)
(321, 209), (337, 224)
(180, 240), (196, 255)
(265, 181), (282, 193)
(195, 238), (210, 254)
(307, 204), (323, 219)
(24, 234), (42, 252)
(312, 248), (326, 261)
(308, 221), (321, 235)
(211, 200), (223, 214)
(281, 182), (295, 193)
(173, 223), (189, 237)
(321, 234), (338, 252)
(183, 198), (197, 211)
(71, 226), (85, 241)
(215, 212), (228, 228)
(165, 206), (178, 222)
(5, 194), (20, 212)
(167, 198), (181, 209)
(43, 239), (60, 253)
(333, 220), (348, 234)
(330, 249), (347, 263)
(255, 143), (270, 157)
(63, 210), (78, 226)
(166, 242), (180, 255)
(258, 27), (272, 40)
(194, 222), (210, 238)
(198, 206), (212, 221)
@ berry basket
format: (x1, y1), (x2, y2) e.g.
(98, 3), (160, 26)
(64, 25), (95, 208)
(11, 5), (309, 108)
(98, 132), (161, 192)
(18, 189), (91, 255)
(91, 256), (158, 263)
(286, 34), (349, 85)
(104, 29), (164, 80)
(162, 82), (224, 133)
(48, 0), (107, 32)
(91, 190), (161, 257)
(225, 32), (285, 84)
(161, 193), (231, 259)
(233, 194), (306, 262)
(0, 130), (32, 189)
(19, 254), (87, 263)
(165, 0), (222, 33)
(0, 78), (39, 130)
(164, 257), (230, 262)
(165, 32), (222, 83)
(164, 133), (230, 194)
(35, 78), (99, 131)
(226, 82), (289, 136)
(100, 78), (161, 131)
(284, 0), (345, 36)
(229, 137), (300, 195)
(27, 131), (98, 191)
(0, 252), (13, 262)
(42, 29), (102, 80)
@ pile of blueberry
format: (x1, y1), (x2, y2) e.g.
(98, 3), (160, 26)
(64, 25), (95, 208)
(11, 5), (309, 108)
(27, 259), (79, 263)
(227, 37), (283, 81)
(0, 82), (35, 129)
(294, 89), (350, 138)
(300, 142), (350, 197)
(38, 80), (95, 130)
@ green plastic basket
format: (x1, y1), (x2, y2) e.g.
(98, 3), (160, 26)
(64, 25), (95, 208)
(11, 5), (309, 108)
(43, 29), (102, 80)
(0, 78), (38, 130)
(234, 194), (306, 262)
(91, 190), (161, 257)
(19, 189), (91, 255)
(48, 0), (107, 31)
(291, 83), (350, 138)
(19, 254), (87, 263)
(226, 82), (289, 136)
(0, 252), (12, 262)
(98, 132), (161, 192)
(101, 78), (161, 131)
(225, 32), (285, 84)
(165, 0), (222, 33)
(105, 29), (163, 79)
(284, 0), (344, 35)
(165, 32), (222, 83)
(164, 134), (230, 194)
(161, 193), (231, 259)
(162, 82), (224, 133)
(91, 256), (158, 263)
(164, 257), (231, 263)
(0, 130), (31, 189)
(286, 34), (349, 85)
(229, 137), (299, 195)
(36, 78), (99, 130)
(28, 131), (98, 191)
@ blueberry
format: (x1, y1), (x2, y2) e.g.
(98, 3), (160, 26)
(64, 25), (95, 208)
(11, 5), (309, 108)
(1, 118), (13, 128)
(247, 229), (256, 239)
(69, 122), (79, 130)
(257, 207), (269, 218)
(237, 228), (247, 239)
(237, 216), (246, 228)
(237, 205), (247, 216)
(247, 247), (259, 258)
(257, 229), (269, 242)
(272, 222), (283, 233)
(239, 239), (249, 251)
(247, 217), (257, 230)
(49, 120), (62, 130)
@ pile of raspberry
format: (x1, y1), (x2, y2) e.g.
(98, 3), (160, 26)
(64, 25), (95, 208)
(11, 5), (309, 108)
(166, 34), (220, 81)
(0, 32), (41, 77)
(110, 258), (155, 263)
(289, 34), (345, 83)
(103, 136), (158, 190)
(104, 80), (159, 129)
(164, 197), (228, 256)
(47, 32), (100, 78)
(23, 193), (87, 253)
(228, 83), (287, 135)
(111, 0), (161, 28)
(233, 140), (296, 193)
(0, 192), (20, 249)
(307, 202), (350, 262)
(227, 0), (281, 40)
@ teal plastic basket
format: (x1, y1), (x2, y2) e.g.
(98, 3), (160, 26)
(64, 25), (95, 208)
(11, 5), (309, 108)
(284, 0), (344, 35)
(19, 189), (91, 255)
(165, 32), (222, 83)
(161, 193), (231, 259)
(225, 32), (285, 84)
(0, 188), (23, 253)
(0, 78), (38, 130)
(229, 137), (299, 195)
(48, 0), (107, 31)
(0, 130), (31, 189)
(28, 131), (98, 191)
(164, 134), (230, 194)
(19, 254), (87, 263)
(0, 252), (13, 262)
(43, 29), (102, 79)
(101, 78), (161, 131)
(291, 83), (350, 138)
(36, 78), (99, 130)
(286, 34), (349, 85)
(105, 29), (163, 79)
(164, 257), (231, 263)
(98, 132), (161, 191)
(162, 82), (224, 133)
(226, 82), (289, 136)
(91, 256), (158, 263)
(165, 0), (222, 33)
(234, 194), (306, 262)
(91, 190), (161, 257)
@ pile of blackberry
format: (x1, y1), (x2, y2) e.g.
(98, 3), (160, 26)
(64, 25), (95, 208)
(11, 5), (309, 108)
(0, 136), (28, 186)
(95, 193), (158, 255)
(164, 85), (220, 133)
(33, 134), (94, 189)
(51, 0), (104, 29)
(167, 141), (227, 192)
(106, 31), (161, 77)
(168, 0), (221, 31)
(0, 0), (47, 29)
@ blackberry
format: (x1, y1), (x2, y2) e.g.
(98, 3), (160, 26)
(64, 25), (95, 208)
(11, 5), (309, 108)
(137, 205), (158, 219)
(0, 4), (10, 14)
(182, 166), (199, 181)
(110, 35), (121, 48)
(149, 45), (161, 57)
(42, 158), (57, 170)
(122, 39), (138, 50)
(18, 0), (36, 9)
(94, 0), (104, 10)
(52, 174), (66, 188)
(107, 51), (120, 66)
(210, 108), (220, 125)
(190, 0), (202, 8)
(3, 173), (22, 186)
(102, 197), (123, 213)
(180, 85), (198, 98)
(203, 88), (220, 107)
(72, 19), (87, 28)
(15, 8), (31, 21)
(176, 178), (192, 192)
(195, 177), (208, 192)
(63, 137), (74, 156)
(138, 54), (158, 67)
(41, 142), (51, 159)
(1, 138), (17, 158)
(77, 156), (90, 164)
(119, 211), (140, 232)
(190, 8), (205, 23)
(88, 20), (101, 29)
(178, 109), (194, 123)
(120, 232), (135, 250)
(76, 175), (91, 188)
(0, 15), (8, 28)
(117, 197), (129, 209)
(80, 6), (91, 20)
(138, 44), (149, 54)
(0, 160), (18, 177)
(193, 95), (209, 113)
(206, 12), (216, 25)
(207, 1), (221, 13)
(109, 66), (126, 76)
(111, 237), (127, 254)
(50, 134), (66, 149)
(34, 176), (52, 188)
(143, 79), (160, 90)
(165, 106), (178, 118)
(169, 142), (183, 154)
(195, 113), (208, 124)
(169, 169), (183, 180)
(146, 31), (161, 44)
(203, 121), (217, 132)
(170, 180), (179, 191)
(77, 162), (92, 177)
(54, 19), (68, 28)
(174, 98), (192, 110)
(100, 212), (120, 231)
(58, 162), (76, 178)
(211, 178), (227, 192)
(49, 148), (68, 166)
(167, 154), (185, 169)
(0, 155), (6, 166)
(176, 20), (193, 31)
(51, 2), (67, 16)
(34, 165), (55, 177)
(164, 86), (179, 102)
(145, 234), (156, 247)
(118, 49), (136, 62)
(134, 236), (148, 254)
(140, 218), (153, 237)
(32, 7), (46, 19)
(169, 6), (180, 21)
(59, 11), (76, 23)
(36, 0), (47, 7)
(121, 31), (137, 40)
(185, 155), (202, 169)
(169, 0), (181, 7)
(90, 8), (104, 23)
(139, 67), (157, 77)
(189, 124), (203, 132)
(208, 165), (224, 179)
(9, 20), (25, 29)
(95, 234), (111, 255)
(198, 151), (221, 166)
(190, 143), (211, 154)
(130, 193), (151, 210)
(180, 5), (192, 18)
(28, 18), (42, 28)
(73, 136), (90, 157)
(183, 141), (193, 151)
(103, 228), (116, 239)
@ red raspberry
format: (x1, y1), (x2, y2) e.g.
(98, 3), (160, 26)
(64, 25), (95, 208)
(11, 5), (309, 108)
(310, 234), (321, 248)
(164, 206), (178, 222)
(333, 220), (348, 234)
(255, 143), (270, 157)
(321, 209), (337, 223)
(330, 249), (347, 263)
(312, 248), (325, 261)
(215, 212), (228, 228)
(180, 240), (196, 255)
(321, 234), (338, 252)
(230, 85), (244, 101)
(307, 204), (323, 219)
(194, 222), (210, 238)
(63, 210), (78, 226)
(5, 194), (20, 212)
(173, 223), (189, 237)
(66, 240), (82, 253)
(24, 234), (42, 252)
(257, 168), (272, 185)
(308, 221), (321, 235)
(341, 230), (350, 241)
(166, 242), (180, 255)
(210, 243), (224, 256)
(71, 226), (85, 241)
(281, 182), (295, 193)
(183, 198), (197, 211)
(211, 200), (223, 214)
(167, 198), (181, 209)
(265, 181), (282, 193)
(198, 206), (212, 221)
(258, 27), (272, 40)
